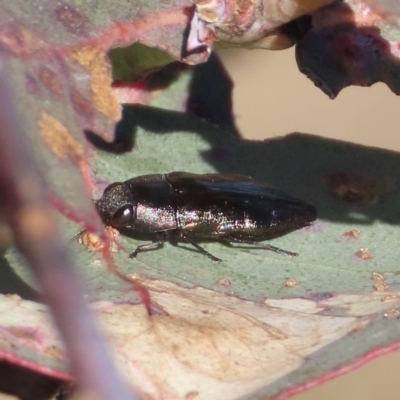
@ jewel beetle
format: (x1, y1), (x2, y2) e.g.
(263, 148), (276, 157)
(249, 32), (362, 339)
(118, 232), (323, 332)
(95, 172), (317, 261)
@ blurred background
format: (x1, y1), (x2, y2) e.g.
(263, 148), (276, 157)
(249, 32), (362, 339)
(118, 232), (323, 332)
(219, 47), (400, 400)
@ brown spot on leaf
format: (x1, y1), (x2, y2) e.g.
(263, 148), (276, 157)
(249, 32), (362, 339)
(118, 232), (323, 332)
(39, 112), (83, 162)
(371, 272), (390, 292)
(70, 89), (94, 119)
(0, 23), (48, 55)
(351, 324), (366, 332)
(343, 229), (361, 240)
(44, 345), (64, 360)
(355, 248), (374, 260)
(39, 66), (63, 95)
(373, 281), (389, 292)
(69, 48), (120, 121)
(284, 278), (299, 288)
(382, 294), (398, 302)
(6, 326), (42, 343)
(371, 272), (385, 281)
(322, 172), (393, 204)
(79, 227), (121, 253)
(79, 231), (104, 252)
(216, 278), (231, 287)
(54, 2), (88, 35)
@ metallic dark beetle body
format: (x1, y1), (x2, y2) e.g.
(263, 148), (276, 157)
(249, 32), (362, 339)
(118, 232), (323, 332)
(96, 172), (317, 261)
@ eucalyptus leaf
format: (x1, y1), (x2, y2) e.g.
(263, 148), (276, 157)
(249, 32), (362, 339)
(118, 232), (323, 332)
(3, 105), (400, 399)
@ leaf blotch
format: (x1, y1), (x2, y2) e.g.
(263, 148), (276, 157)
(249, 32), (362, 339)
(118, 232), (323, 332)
(6, 326), (42, 342)
(216, 278), (231, 287)
(371, 270), (388, 292)
(78, 227), (121, 253)
(39, 112), (83, 162)
(371, 272), (385, 281)
(0, 23), (47, 55)
(343, 229), (361, 240)
(382, 294), (399, 303)
(39, 67), (63, 95)
(355, 248), (374, 260)
(70, 89), (94, 119)
(70, 48), (121, 122)
(44, 345), (64, 359)
(373, 282), (389, 291)
(284, 278), (299, 288)
(54, 2), (88, 36)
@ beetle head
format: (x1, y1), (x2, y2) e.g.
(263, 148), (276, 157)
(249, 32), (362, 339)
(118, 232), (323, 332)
(96, 182), (136, 228)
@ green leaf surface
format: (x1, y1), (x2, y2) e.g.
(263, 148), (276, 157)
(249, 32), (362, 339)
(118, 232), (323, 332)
(3, 104), (400, 399)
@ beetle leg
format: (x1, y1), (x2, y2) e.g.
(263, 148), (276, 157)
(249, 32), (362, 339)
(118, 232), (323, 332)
(220, 236), (299, 257)
(129, 232), (167, 258)
(177, 231), (222, 262)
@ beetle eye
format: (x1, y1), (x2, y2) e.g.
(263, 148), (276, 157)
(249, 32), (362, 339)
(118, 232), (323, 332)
(111, 205), (134, 227)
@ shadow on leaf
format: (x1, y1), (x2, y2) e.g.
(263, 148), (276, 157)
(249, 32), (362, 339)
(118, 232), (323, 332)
(89, 104), (400, 226)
